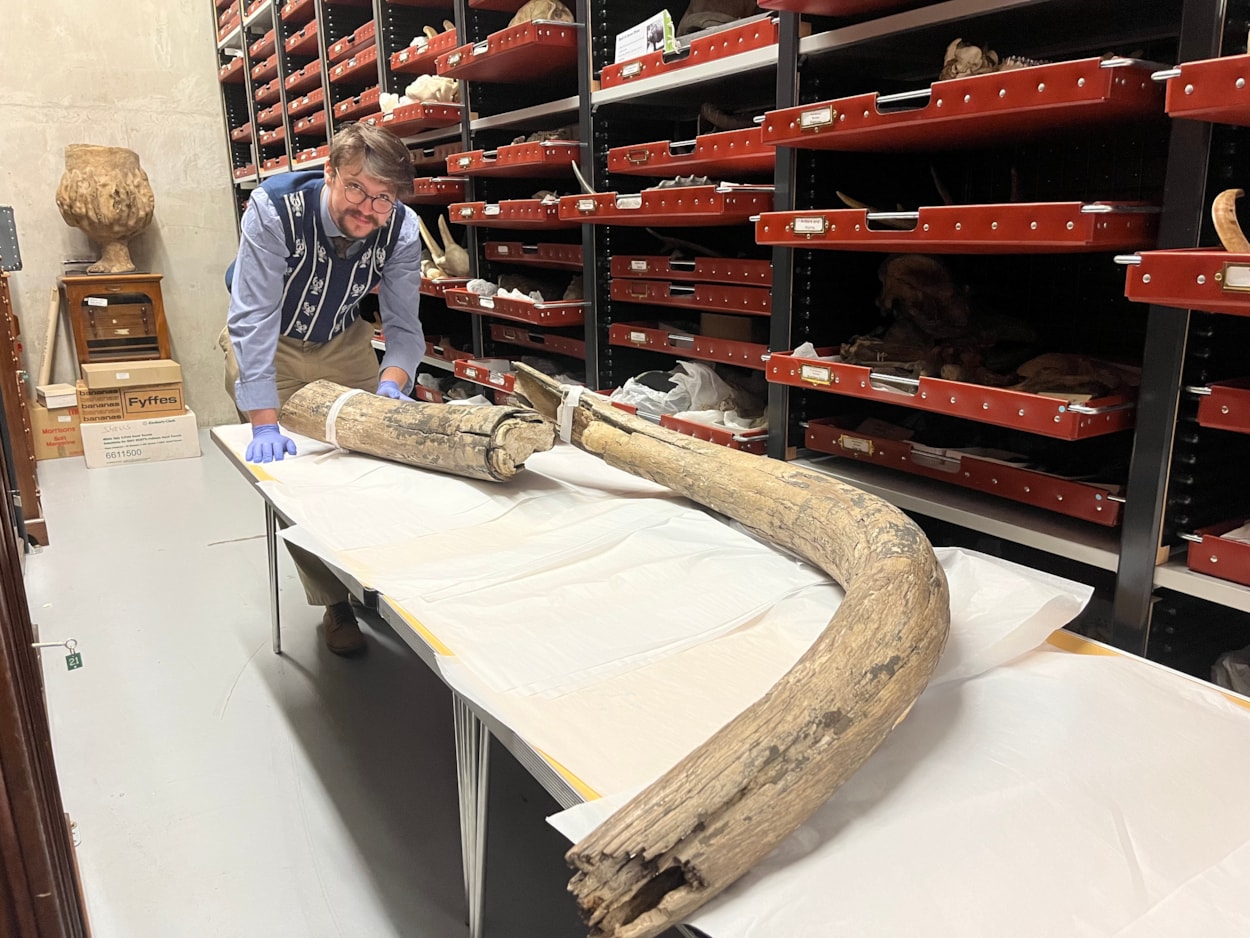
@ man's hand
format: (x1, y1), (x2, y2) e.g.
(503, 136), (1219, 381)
(246, 424), (297, 463)
(376, 379), (414, 402)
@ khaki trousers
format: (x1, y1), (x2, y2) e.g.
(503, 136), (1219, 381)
(221, 316), (380, 607)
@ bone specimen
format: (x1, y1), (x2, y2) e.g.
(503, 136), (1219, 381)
(418, 215), (470, 277)
(508, 0), (574, 27)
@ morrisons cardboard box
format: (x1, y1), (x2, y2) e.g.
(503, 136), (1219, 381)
(80, 410), (200, 469)
(29, 404), (84, 460)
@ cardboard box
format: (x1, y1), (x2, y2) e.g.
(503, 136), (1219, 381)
(81, 359), (183, 390)
(76, 380), (186, 422)
(700, 312), (761, 342)
(80, 410), (200, 469)
(36, 382), (78, 409)
(29, 404), (84, 460)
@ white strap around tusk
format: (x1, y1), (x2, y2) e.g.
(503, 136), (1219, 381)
(556, 384), (585, 444)
(325, 387), (366, 449)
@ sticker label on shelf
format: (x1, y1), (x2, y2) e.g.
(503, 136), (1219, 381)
(622, 61), (643, 79)
(1221, 262), (1250, 293)
(478, 297), (495, 308)
(791, 216), (828, 235)
(838, 434), (873, 455)
(629, 259), (649, 271)
(800, 106), (834, 129)
(496, 245), (510, 254)
(616, 195), (643, 210)
(799, 363), (832, 385)
(628, 331), (647, 344)
(576, 198), (597, 213)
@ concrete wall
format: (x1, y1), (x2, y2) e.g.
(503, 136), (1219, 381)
(0, 0), (241, 426)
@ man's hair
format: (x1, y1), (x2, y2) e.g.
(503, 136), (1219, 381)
(328, 123), (413, 195)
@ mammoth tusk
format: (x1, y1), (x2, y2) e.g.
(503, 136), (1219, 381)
(443, 19), (455, 32)
(1213, 188), (1250, 253)
(571, 160), (597, 196)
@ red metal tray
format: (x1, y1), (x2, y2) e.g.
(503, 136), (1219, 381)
(391, 29), (459, 76)
(662, 413), (768, 453)
(756, 201), (1159, 253)
(1119, 247), (1250, 316)
(412, 141), (462, 171)
(293, 110), (327, 136)
(559, 185), (773, 227)
(1160, 53), (1250, 127)
(333, 86), (380, 120)
(426, 336), (474, 363)
(330, 46), (378, 85)
(490, 323), (586, 358)
(1191, 377), (1250, 433)
(259, 125), (287, 147)
(413, 385), (446, 403)
(610, 255), (771, 286)
(217, 16), (241, 42)
(609, 321), (769, 370)
(806, 416), (1122, 526)
(254, 77), (282, 105)
(420, 277), (470, 298)
(436, 21), (580, 82)
(286, 86), (325, 118)
(445, 288), (588, 325)
(451, 199), (580, 229)
(257, 103), (284, 126)
(285, 20), (319, 56)
(279, 0), (314, 24)
(1186, 519), (1250, 587)
(233, 163), (257, 180)
(410, 176), (467, 204)
(329, 21), (377, 65)
(484, 242), (583, 269)
(262, 155), (290, 173)
(218, 0), (239, 23)
(610, 279), (771, 315)
(250, 54), (279, 84)
(230, 121), (254, 143)
(248, 29), (276, 60)
(295, 145), (330, 165)
(763, 58), (1163, 151)
(218, 57), (245, 83)
(364, 102), (463, 136)
(768, 347), (1136, 440)
(602, 17), (778, 89)
(216, 0), (233, 9)
(455, 358), (517, 394)
(285, 60), (323, 94)
(245, 0), (265, 18)
(758, 0), (914, 13)
(447, 141), (582, 177)
(469, 0), (526, 9)
(608, 127), (775, 177)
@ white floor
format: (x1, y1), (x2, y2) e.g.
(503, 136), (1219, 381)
(23, 432), (474, 937)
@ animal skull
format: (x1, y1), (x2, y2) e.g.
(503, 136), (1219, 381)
(404, 74), (460, 104)
(417, 215), (470, 278)
(508, 0), (574, 28)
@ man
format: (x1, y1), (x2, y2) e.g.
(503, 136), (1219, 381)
(222, 123), (425, 656)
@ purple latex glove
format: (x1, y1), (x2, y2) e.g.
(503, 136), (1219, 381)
(376, 379), (414, 402)
(246, 424), (296, 463)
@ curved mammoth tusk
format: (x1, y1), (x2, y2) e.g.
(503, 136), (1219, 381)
(1213, 188), (1250, 253)
(510, 364), (950, 938)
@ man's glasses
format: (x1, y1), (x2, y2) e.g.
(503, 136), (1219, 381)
(337, 174), (396, 215)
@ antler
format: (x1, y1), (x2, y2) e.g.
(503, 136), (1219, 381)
(1213, 189), (1250, 253)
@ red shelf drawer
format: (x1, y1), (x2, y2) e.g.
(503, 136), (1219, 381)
(610, 255), (771, 286)
(426, 336), (474, 363)
(229, 121), (254, 143)
(363, 102), (463, 136)
(257, 103), (284, 127)
(391, 28), (458, 76)
(484, 242), (583, 270)
(455, 358), (517, 394)
(284, 19), (319, 56)
(806, 416), (1122, 526)
(758, 0), (915, 13)
(295, 144), (330, 165)
(279, 0), (314, 24)
(410, 176), (467, 204)
(413, 385), (446, 404)
(218, 56), (246, 83)
(254, 77), (282, 105)
(217, 16), (241, 42)
(285, 60), (324, 94)
(329, 21), (376, 66)
(1186, 519), (1250, 587)
(412, 141), (461, 171)
(559, 185), (773, 227)
(445, 288), (588, 325)
(245, 0), (265, 18)
(661, 413), (767, 453)
(451, 199), (580, 229)
(608, 127), (774, 178)
(768, 348), (1136, 440)
(250, 54), (279, 83)
(490, 323), (586, 358)
(233, 162), (257, 179)
(609, 321), (769, 370)
(610, 279), (771, 315)
(262, 155), (290, 173)
(259, 125), (287, 147)
(330, 46), (378, 85)
(420, 277), (470, 298)
(1120, 247), (1250, 316)
(602, 17), (777, 89)
(286, 86), (325, 118)
(763, 58), (1163, 152)
(448, 141), (581, 177)
(468, 0), (527, 9)
(1161, 53), (1250, 126)
(756, 201), (1159, 253)
(333, 85), (380, 120)
(292, 110), (327, 136)
(1192, 377), (1250, 433)
(248, 29), (276, 60)
(436, 21), (579, 82)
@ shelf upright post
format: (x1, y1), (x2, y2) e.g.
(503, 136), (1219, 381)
(1111, 0), (1229, 652)
(576, 0), (600, 390)
(451, 0), (486, 358)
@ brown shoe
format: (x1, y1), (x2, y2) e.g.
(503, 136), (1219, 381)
(322, 602), (366, 656)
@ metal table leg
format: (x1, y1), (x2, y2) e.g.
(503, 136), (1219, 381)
(265, 502), (281, 655)
(454, 694), (490, 938)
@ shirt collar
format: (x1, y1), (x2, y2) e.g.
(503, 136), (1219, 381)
(318, 183), (348, 240)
